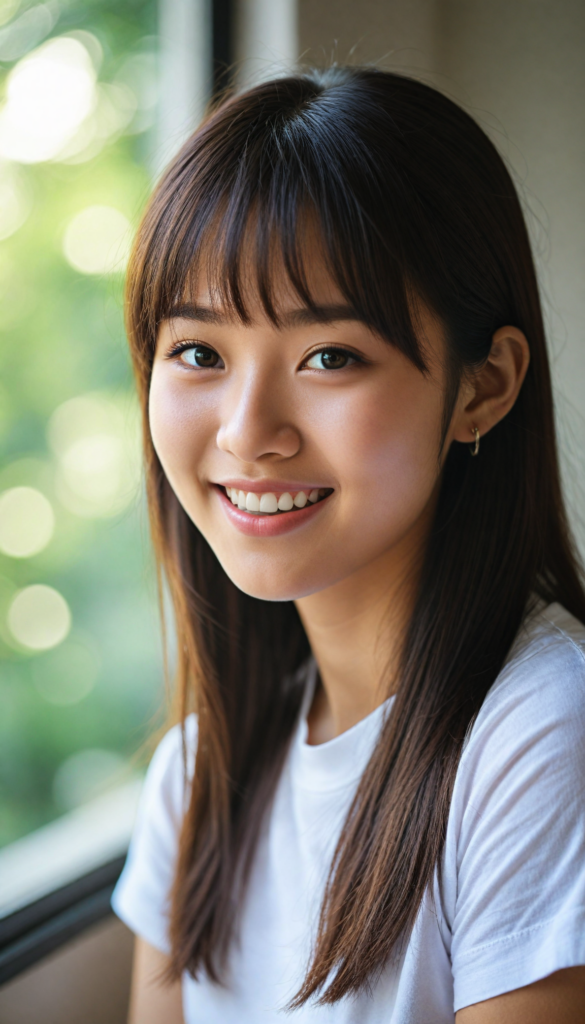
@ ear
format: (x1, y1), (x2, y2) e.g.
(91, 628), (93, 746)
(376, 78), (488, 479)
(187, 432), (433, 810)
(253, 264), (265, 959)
(451, 326), (531, 446)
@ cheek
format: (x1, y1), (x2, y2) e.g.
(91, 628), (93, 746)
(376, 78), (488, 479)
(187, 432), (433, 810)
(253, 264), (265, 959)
(148, 370), (210, 501)
(310, 374), (442, 523)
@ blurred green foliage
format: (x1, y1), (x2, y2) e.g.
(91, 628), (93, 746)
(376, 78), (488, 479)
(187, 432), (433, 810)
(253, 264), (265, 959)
(0, 0), (164, 846)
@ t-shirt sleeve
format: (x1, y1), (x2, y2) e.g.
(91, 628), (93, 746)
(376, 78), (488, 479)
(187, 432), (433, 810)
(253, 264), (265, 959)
(449, 626), (585, 1011)
(111, 717), (197, 954)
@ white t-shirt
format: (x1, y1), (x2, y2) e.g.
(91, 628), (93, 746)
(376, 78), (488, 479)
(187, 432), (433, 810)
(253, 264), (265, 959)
(112, 602), (585, 1022)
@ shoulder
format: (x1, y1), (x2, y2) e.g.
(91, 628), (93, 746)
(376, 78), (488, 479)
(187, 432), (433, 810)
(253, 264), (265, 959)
(149, 713), (199, 774)
(111, 716), (198, 951)
(140, 714), (198, 827)
(499, 601), (585, 695)
(466, 602), (585, 760)
(450, 603), (585, 835)
(445, 607), (585, 1006)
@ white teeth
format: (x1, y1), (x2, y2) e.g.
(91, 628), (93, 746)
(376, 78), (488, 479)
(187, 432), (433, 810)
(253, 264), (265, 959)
(225, 486), (328, 513)
(245, 492), (260, 512)
(259, 492), (278, 513)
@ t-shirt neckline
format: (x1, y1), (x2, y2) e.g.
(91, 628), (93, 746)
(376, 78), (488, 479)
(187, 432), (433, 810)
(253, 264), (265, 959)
(291, 658), (395, 793)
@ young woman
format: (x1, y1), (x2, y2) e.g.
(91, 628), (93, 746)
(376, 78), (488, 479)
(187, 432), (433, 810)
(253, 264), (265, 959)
(112, 68), (585, 1023)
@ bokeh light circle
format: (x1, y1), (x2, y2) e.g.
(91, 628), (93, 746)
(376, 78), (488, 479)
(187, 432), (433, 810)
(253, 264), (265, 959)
(47, 391), (141, 518)
(62, 205), (132, 274)
(0, 486), (55, 557)
(8, 583), (71, 650)
(0, 37), (96, 163)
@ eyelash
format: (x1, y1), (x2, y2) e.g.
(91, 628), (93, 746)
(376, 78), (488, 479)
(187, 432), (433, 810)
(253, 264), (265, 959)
(166, 341), (366, 372)
(166, 341), (210, 361)
(302, 346), (364, 370)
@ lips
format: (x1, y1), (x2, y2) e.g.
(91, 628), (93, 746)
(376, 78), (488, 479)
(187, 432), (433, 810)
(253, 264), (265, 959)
(214, 484), (333, 537)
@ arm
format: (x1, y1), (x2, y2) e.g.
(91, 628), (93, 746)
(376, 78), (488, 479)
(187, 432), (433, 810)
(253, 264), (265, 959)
(456, 966), (585, 1024)
(128, 937), (184, 1024)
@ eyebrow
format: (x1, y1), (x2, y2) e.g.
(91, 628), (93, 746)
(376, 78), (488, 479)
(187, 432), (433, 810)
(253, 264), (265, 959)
(164, 302), (363, 329)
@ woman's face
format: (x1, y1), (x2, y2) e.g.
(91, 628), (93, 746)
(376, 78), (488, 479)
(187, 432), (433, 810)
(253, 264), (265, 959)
(149, 263), (454, 602)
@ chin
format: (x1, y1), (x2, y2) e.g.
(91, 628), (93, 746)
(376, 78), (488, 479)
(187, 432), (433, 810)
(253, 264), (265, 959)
(215, 554), (328, 603)
(224, 571), (313, 603)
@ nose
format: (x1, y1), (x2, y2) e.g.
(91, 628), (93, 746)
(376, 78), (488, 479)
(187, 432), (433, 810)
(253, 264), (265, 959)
(216, 370), (301, 463)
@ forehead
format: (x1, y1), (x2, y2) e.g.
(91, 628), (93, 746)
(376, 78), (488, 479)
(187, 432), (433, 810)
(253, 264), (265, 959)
(169, 234), (359, 330)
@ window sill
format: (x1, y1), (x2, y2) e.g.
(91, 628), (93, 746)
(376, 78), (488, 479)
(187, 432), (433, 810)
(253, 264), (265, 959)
(0, 780), (141, 984)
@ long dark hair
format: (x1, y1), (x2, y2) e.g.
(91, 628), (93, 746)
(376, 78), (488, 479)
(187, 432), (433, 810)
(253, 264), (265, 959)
(125, 67), (585, 1004)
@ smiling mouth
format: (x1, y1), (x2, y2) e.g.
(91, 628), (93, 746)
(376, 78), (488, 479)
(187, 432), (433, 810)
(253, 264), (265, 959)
(221, 486), (333, 515)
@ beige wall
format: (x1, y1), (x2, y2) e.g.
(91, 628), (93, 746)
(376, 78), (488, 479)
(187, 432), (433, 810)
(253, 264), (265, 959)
(299, 0), (585, 552)
(436, 0), (585, 546)
(299, 0), (438, 74)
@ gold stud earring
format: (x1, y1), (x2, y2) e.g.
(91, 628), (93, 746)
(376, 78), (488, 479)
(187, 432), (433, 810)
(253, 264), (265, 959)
(469, 426), (480, 457)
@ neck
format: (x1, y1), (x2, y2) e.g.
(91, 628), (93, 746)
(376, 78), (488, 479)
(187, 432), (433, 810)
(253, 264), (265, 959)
(295, 512), (430, 744)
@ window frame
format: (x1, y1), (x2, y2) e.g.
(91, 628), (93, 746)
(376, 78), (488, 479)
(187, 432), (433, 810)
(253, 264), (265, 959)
(0, 856), (125, 984)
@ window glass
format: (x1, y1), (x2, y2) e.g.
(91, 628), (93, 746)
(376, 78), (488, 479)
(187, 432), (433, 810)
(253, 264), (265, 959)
(0, 0), (162, 849)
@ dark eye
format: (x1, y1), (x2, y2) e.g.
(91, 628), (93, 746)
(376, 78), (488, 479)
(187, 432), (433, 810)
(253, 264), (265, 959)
(181, 345), (221, 368)
(305, 349), (352, 370)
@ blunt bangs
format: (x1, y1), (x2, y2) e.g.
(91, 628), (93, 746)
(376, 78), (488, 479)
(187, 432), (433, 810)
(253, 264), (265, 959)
(132, 71), (447, 372)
